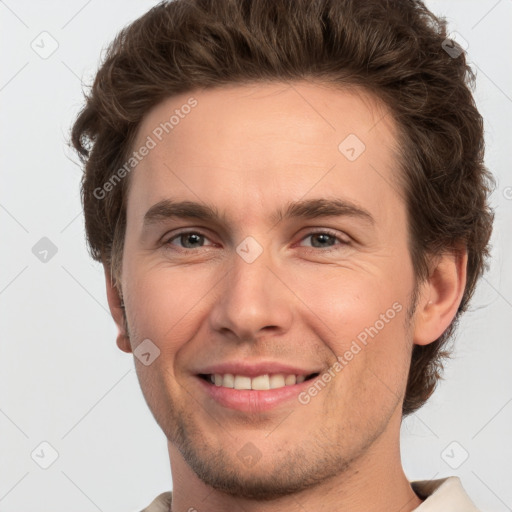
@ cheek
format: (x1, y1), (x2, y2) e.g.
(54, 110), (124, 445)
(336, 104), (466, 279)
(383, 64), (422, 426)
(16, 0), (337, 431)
(122, 264), (211, 407)
(302, 268), (413, 402)
(123, 258), (217, 347)
(306, 268), (408, 342)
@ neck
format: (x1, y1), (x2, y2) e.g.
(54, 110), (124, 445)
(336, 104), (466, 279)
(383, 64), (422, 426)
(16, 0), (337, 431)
(166, 413), (422, 512)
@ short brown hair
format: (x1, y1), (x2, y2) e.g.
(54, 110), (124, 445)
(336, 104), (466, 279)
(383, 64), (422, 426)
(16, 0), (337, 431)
(70, 0), (494, 416)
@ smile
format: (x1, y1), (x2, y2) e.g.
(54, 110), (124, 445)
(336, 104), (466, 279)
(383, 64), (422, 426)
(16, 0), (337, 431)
(196, 372), (321, 412)
(200, 372), (319, 390)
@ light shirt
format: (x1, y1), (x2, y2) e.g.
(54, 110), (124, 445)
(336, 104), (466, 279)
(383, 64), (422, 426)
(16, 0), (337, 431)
(411, 476), (480, 511)
(140, 476), (480, 511)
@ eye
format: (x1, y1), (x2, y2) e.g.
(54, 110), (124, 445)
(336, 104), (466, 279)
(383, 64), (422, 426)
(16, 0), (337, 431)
(164, 231), (215, 251)
(298, 230), (350, 251)
(162, 229), (350, 253)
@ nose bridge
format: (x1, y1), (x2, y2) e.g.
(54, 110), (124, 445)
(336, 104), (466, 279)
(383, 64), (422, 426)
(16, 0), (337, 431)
(209, 237), (293, 339)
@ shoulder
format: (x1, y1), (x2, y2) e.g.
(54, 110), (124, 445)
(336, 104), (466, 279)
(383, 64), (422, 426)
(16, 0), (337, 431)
(139, 491), (173, 512)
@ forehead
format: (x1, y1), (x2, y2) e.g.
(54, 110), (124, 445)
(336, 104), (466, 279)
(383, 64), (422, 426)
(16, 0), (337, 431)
(127, 81), (402, 227)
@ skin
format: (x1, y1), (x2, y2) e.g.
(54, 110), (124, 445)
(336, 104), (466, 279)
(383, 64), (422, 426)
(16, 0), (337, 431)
(104, 81), (467, 512)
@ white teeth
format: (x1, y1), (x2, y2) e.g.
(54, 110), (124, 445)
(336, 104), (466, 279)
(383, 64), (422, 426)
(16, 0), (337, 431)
(251, 374), (270, 390)
(269, 374), (285, 388)
(234, 375), (252, 390)
(285, 374), (297, 386)
(210, 373), (307, 390)
(223, 373), (235, 388)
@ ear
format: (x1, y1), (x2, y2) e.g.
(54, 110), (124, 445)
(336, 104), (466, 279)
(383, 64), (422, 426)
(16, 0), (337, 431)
(412, 248), (468, 346)
(103, 264), (132, 353)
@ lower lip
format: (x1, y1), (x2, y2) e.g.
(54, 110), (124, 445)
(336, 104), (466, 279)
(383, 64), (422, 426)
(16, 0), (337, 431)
(196, 376), (313, 412)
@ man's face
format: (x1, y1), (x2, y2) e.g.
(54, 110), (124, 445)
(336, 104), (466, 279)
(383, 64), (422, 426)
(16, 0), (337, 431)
(119, 81), (418, 498)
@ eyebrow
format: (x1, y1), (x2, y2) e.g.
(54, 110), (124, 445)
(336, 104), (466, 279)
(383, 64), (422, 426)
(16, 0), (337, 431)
(142, 197), (375, 230)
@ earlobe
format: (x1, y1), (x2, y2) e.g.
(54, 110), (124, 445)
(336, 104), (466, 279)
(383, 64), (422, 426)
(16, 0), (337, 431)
(413, 248), (468, 346)
(103, 264), (132, 354)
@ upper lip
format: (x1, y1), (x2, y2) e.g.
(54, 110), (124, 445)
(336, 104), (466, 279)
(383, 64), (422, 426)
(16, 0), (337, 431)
(195, 361), (322, 378)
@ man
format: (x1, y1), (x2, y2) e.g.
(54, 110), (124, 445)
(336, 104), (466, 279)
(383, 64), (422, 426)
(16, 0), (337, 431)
(70, 0), (494, 510)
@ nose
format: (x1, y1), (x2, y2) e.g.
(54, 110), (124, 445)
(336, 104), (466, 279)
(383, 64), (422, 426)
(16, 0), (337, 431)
(208, 240), (294, 342)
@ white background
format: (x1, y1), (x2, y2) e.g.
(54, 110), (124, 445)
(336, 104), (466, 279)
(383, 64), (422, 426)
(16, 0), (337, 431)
(0, 1), (511, 510)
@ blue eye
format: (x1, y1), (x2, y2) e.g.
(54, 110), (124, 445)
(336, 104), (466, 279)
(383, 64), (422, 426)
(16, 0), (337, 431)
(296, 230), (351, 252)
(163, 229), (349, 253)
(301, 232), (341, 249)
(165, 231), (213, 250)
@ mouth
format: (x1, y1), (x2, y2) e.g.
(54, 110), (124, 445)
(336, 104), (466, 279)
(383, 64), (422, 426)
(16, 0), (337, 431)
(195, 371), (321, 412)
(197, 372), (320, 390)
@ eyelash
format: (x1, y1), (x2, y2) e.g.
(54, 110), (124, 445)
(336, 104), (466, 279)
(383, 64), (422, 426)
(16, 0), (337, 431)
(162, 229), (350, 253)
